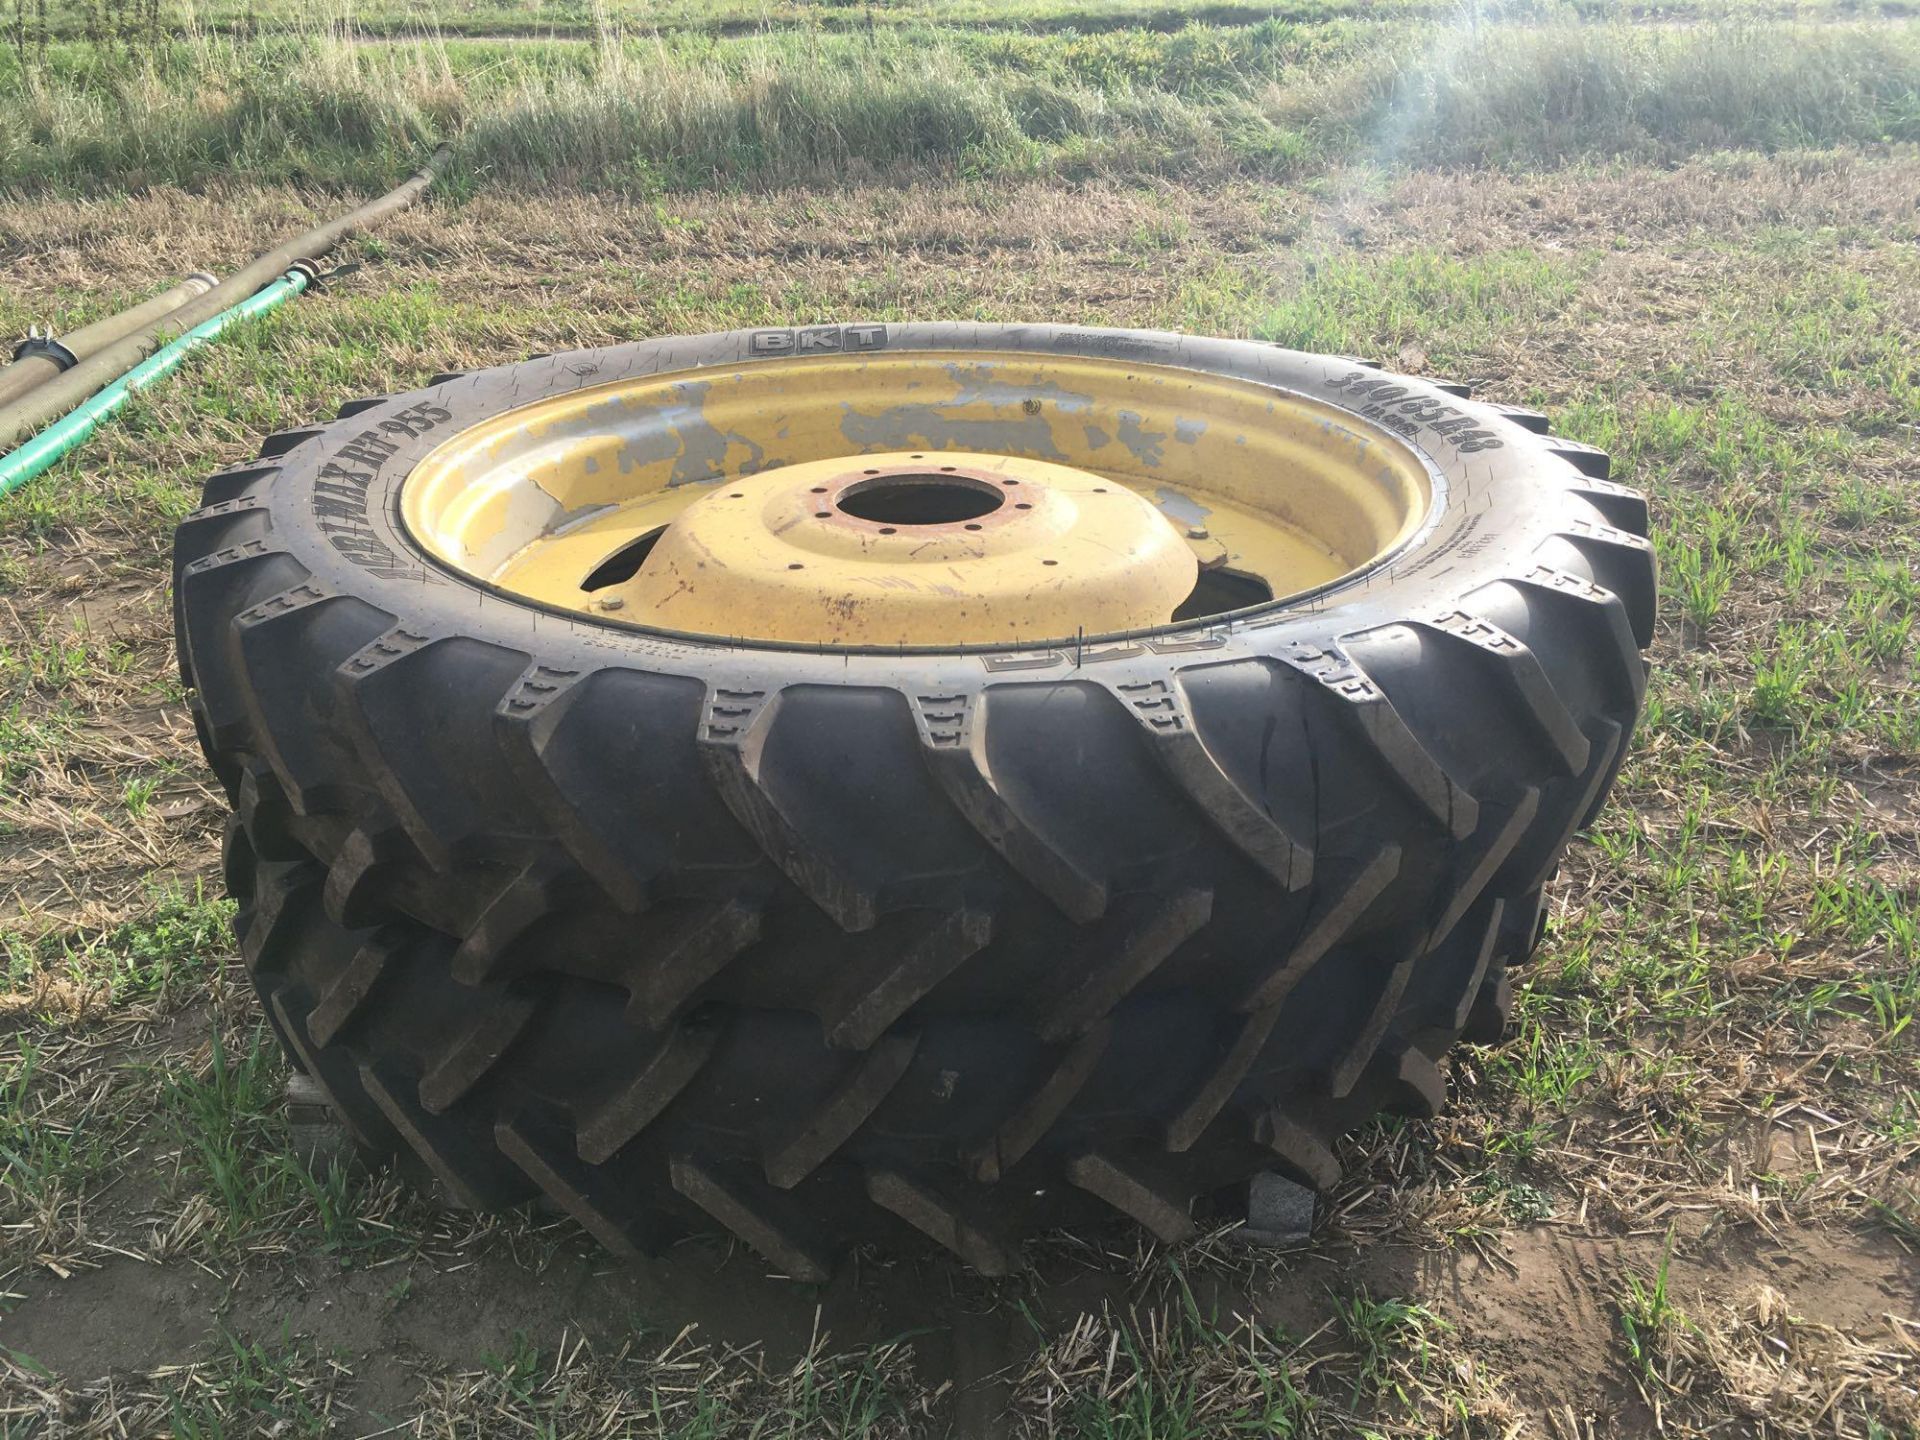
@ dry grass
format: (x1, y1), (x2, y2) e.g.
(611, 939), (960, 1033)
(1621, 1280), (1920, 1434)
(3, 17), (1918, 191)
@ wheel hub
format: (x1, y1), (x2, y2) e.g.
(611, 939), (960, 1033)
(607, 451), (1196, 645)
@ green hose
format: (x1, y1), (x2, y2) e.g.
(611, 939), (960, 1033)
(0, 267), (311, 502)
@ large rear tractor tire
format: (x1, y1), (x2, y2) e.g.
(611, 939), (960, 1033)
(176, 325), (1652, 1277)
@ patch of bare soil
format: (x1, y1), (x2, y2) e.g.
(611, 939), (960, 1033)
(7, 1205), (1909, 1426)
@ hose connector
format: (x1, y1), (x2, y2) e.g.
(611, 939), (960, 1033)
(11, 328), (79, 372)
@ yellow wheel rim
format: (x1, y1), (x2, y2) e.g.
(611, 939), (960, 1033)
(399, 352), (1433, 647)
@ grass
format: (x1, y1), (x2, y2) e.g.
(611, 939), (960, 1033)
(22, 0), (1897, 43)
(0, 1038), (106, 1246)
(1180, 245), (1589, 366)
(164, 1332), (339, 1439)
(1618, 1243), (1692, 1390)
(160, 1028), (291, 1235)
(2, 884), (232, 1008)
(1294, 17), (1920, 168)
(1005, 1265), (1468, 1434)
(3, 15), (1919, 192)
(2, 1330), (345, 1435)
(156, 1024), (426, 1254)
(411, 1328), (921, 1437)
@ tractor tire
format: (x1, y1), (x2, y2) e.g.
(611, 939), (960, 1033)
(175, 325), (1653, 1277)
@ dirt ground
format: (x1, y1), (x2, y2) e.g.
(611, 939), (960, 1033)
(2, 153), (1918, 1435)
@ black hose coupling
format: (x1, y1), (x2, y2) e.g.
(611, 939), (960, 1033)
(296, 258), (361, 292)
(11, 327), (79, 371)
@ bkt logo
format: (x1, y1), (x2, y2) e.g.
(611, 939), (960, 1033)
(749, 324), (888, 356)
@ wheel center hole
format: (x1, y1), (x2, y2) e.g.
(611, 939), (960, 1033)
(836, 473), (1006, 526)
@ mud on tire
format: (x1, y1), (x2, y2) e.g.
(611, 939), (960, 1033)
(177, 325), (1653, 1277)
